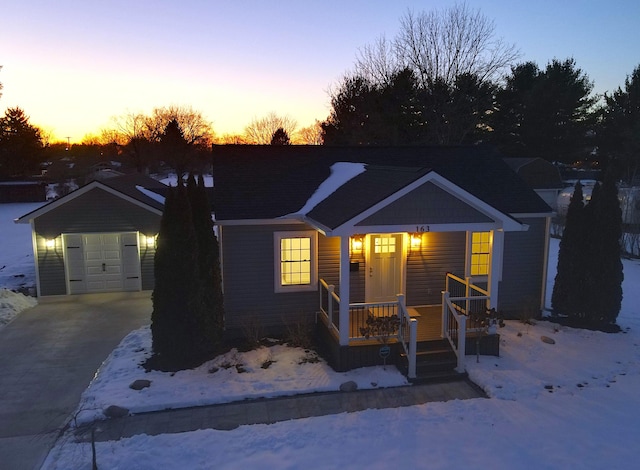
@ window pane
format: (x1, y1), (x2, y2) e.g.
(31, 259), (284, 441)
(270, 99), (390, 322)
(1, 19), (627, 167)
(470, 232), (490, 276)
(281, 237), (312, 285)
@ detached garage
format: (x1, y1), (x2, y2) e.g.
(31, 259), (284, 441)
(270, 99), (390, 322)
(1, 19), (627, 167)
(15, 174), (166, 296)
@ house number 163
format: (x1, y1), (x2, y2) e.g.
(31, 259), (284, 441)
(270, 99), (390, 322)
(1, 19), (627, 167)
(415, 226), (430, 232)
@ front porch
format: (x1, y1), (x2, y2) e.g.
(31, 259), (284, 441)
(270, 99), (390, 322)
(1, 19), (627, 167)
(317, 274), (500, 380)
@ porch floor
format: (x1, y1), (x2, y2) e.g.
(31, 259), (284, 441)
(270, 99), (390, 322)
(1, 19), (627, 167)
(408, 305), (443, 342)
(347, 305), (443, 346)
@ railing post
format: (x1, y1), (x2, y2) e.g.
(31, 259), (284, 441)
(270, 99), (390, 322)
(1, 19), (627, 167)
(327, 284), (335, 328)
(441, 291), (449, 338)
(408, 318), (417, 379)
(456, 314), (467, 373)
(465, 277), (471, 315)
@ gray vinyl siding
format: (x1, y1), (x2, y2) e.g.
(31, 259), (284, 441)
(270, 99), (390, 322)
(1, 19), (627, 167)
(357, 181), (493, 226)
(35, 233), (67, 296)
(498, 217), (549, 317)
(406, 231), (466, 305)
(221, 223), (321, 335)
(138, 233), (156, 290)
(316, 235), (366, 303)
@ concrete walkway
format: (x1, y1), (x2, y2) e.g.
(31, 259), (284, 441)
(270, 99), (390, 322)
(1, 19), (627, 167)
(0, 292), (151, 470)
(76, 379), (486, 443)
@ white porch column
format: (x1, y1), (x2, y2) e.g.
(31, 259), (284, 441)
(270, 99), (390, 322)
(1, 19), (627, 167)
(339, 235), (351, 346)
(488, 229), (504, 309)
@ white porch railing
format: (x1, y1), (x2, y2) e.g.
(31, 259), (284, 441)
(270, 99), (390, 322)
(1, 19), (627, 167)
(318, 280), (417, 379)
(319, 279), (340, 334)
(445, 273), (490, 316)
(442, 274), (491, 373)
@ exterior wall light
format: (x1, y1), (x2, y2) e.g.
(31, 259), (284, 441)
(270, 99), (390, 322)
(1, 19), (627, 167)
(350, 235), (364, 256)
(146, 235), (157, 248)
(410, 233), (422, 252)
(45, 238), (56, 249)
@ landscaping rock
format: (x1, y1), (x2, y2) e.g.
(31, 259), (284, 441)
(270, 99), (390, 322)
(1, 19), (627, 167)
(129, 379), (152, 390)
(104, 405), (129, 418)
(541, 336), (556, 345)
(340, 381), (358, 392)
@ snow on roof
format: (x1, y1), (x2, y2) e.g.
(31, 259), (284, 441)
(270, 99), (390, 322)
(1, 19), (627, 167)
(289, 162), (365, 216)
(136, 185), (165, 205)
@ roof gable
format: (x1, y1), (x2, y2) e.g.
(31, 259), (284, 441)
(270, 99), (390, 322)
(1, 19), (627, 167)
(355, 180), (493, 227)
(15, 174), (165, 223)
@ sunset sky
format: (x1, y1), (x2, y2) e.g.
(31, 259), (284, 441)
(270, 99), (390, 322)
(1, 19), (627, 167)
(1, 0), (639, 143)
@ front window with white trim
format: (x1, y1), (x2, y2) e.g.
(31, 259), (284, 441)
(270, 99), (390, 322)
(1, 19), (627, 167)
(274, 231), (317, 292)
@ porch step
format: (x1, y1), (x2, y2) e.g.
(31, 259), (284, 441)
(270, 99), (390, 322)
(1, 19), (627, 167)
(400, 340), (464, 384)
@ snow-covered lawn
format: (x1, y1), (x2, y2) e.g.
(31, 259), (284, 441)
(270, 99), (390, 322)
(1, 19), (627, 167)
(2, 202), (640, 469)
(73, 332), (408, 425)
(0, 202), (43, 328)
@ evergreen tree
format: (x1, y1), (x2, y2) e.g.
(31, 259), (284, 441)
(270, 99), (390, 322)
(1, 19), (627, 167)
(490, 59), (597, 163)
(187, 174), (224, 353)
(598, 65), (640, 182)
(552, 181), (587, 316)
(0, 107), (44, 178)
(585, 169), (623, 324)
(151, 182), (202, 369)
(270, 128), (291, 145)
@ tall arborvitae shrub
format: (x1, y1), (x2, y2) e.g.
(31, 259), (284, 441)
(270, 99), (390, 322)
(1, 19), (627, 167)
(585, 169), (623, 324)
(552, 181), (587, 316)
(151, 181), (202, 370)
(187, 174), (224, 353)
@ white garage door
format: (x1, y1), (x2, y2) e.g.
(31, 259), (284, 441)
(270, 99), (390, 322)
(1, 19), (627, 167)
(63, 232), (142, 294)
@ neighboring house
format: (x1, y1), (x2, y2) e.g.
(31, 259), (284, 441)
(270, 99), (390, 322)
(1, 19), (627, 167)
(15, 173), (166, 296)
(504, 157), (564, 210)
(212, 146), (553, 377)
(0, 180), (47, 203)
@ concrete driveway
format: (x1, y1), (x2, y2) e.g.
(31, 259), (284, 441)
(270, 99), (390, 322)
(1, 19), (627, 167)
(0, 291), (151, 470)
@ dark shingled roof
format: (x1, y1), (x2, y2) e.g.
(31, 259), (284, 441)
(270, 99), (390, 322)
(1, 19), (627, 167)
(503, 157), (564, 190)
(98, 173), (167, 212)
(212, 145), (552, 223)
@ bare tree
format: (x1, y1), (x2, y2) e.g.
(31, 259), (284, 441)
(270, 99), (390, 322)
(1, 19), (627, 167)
(356, 3), (519, 88)
(146, 105), (215, 146)
(244, 112), (297, 144)
(214, 133), (250, 144)
(294, 121), (323, 145)
(355, 36), (401, 87)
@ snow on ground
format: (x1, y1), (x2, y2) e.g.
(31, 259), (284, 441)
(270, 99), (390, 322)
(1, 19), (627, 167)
(73, 332), (407, 424)
(2, 204), (639, 469)
(0, 203), (43, 328)
(0, 202), (44, 292)
(39, 238), (640, 469)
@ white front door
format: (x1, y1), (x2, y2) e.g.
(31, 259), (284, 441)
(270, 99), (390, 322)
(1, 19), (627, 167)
(366, 234), (404, 302)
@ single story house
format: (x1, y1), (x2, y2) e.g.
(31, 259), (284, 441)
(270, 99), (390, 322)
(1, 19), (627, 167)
(212, 145), (553, 378)
(15, 173), (167, 296)
(0, 180), (47, 203)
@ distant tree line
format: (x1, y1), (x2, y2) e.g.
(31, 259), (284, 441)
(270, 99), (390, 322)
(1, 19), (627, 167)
(321, 4), (640, 182)
(1, 4), (639, 182)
